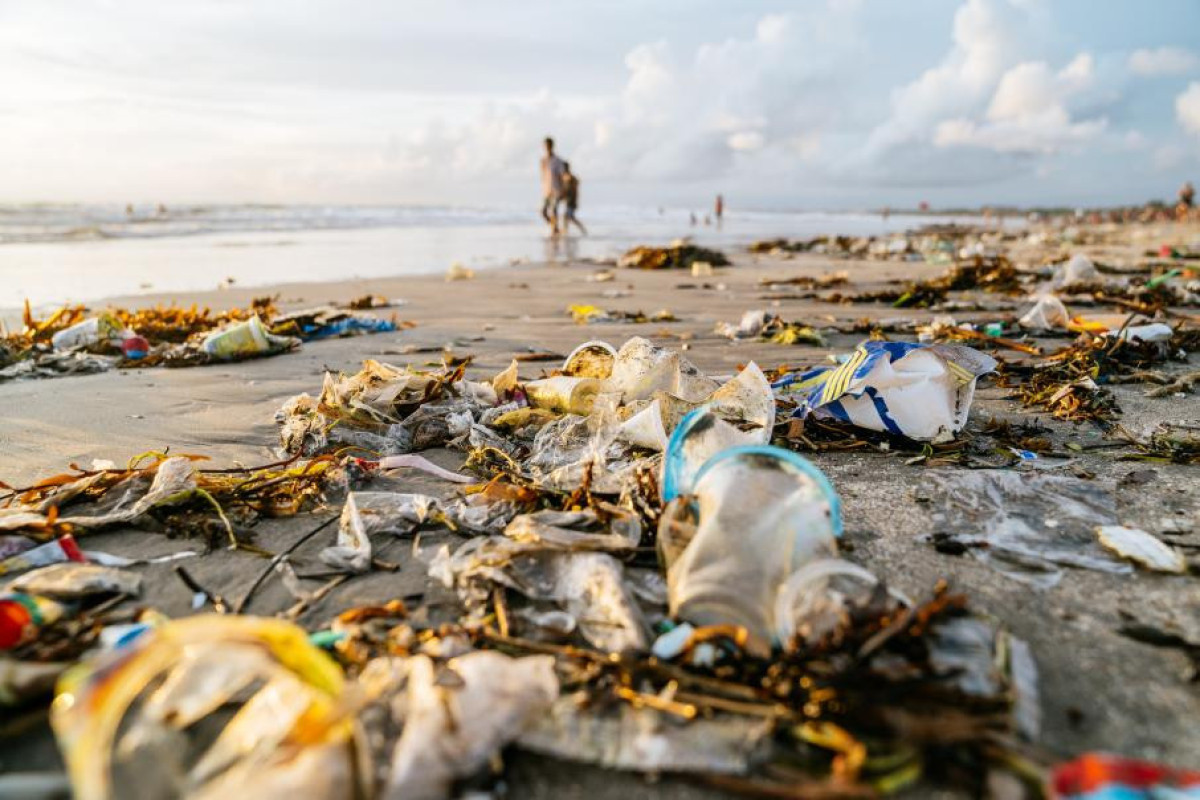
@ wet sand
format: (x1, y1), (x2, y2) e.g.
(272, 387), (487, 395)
(2, 224), (1199, 794)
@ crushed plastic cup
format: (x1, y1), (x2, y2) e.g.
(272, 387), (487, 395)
(658, 444), (842, 656)
(51, 314), (123, 351)
(200, 315), (294, 358)
(617, 398), (670, 451)
(525, 375), (601, 415)
(562, 340), (617, 379)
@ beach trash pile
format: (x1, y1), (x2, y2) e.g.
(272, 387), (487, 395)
(0, 331), (1089, 798)
(1, 298), (401, 381)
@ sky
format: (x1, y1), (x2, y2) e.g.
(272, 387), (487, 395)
(1, 0), (1198, 210)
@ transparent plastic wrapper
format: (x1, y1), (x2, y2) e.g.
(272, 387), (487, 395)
(658, 445), (842, 656)
(562, 340), (617, 379)
(1018, 294), (1070, 330)
(775, 341), (996, 442)
(1102, 322), (1173, 343)
(320, 492), (376, 574)
(925, 470), (1131, 588)
(383, 652), (557, 800)
(51, 615), (364, 800)
(519, 698), (771, 775)
(524, 375), (600, 415)
(200, 315), (297, 359)
(430, 537), (648, 653)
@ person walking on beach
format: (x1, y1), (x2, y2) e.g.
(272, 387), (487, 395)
(560, 162), (587, 236)
(1179, 180), (1195, 222)
(540, 136), (566, 235)
(714, 193), (724, 223)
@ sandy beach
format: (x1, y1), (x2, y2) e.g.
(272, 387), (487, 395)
(2, 220), (1199, 796)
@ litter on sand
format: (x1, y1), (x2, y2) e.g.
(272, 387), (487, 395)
(5, 207), (1200, 800)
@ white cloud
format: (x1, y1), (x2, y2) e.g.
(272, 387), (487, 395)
(1177, 82), (1200, 136)
(1129, 47), (1198, 76)
(861, 0), (1109, 176)
(727, 131), (765, 151)
(935, 54), (1107, 154)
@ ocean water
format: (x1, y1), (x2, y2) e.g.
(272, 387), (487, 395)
(0, 203), (981, 310)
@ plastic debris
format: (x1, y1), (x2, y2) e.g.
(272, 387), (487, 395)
(1019, 294), (1070, 330)
(445, 262), (475, 281)
(658, 444), (842, 656)
(925, 470), (1131, 587)
(51, 614), (361, 800)
(776, 341), (996, 442)
(0, 593), (67, 649)
(519, 699), (771, 775)
(1051, 753), (1200, 799)
(9, 564), (144, 599)
(51, 313), (124, 351)
(1053, 253), (1100, 287)
(382, 652), (557, 800)
(200, 315), (298, 358)
(0, 534), (86, 577)
(1095, 525), (1186, 573)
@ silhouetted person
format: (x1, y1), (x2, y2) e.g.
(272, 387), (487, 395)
(539, 136), (565, 235)
(561, 162), (587, 236)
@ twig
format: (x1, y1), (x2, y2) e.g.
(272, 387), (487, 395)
(233, 515), (337, 614)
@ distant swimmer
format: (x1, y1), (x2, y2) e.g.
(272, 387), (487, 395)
(539, 136), (566, 236)
(561, 162), (587, 236)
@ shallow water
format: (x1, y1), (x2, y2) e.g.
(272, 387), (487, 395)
(0, 204), (987, 310)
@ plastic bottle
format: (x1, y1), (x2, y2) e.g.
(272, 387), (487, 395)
(0, 593), (66, 649)
(50, 313), (123, 350)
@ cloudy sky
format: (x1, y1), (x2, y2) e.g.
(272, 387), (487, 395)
(1, 0), (1198, 209)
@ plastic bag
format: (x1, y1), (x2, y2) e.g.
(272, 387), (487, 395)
(1019, 295), (1070, 330)
(925, 470), (1131, 588)
(659, 445), (842, 656)
(51, 614), (362, 800)
(776, 341), (996, 442)
(382, 652), (557, 800)
(1053, 253), (1099, 288)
